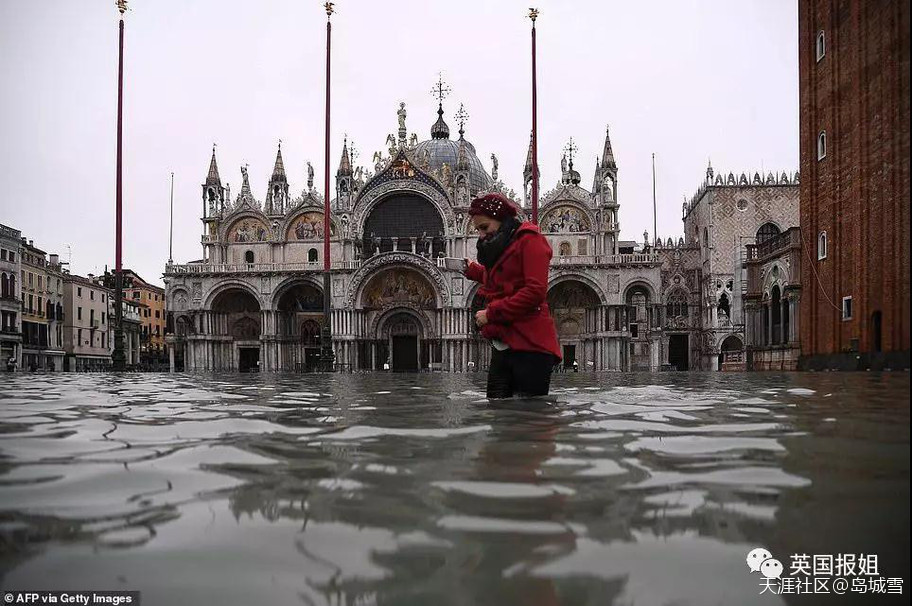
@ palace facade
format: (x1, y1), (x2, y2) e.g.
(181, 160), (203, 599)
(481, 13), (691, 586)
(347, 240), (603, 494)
(163, 103), (798, 372)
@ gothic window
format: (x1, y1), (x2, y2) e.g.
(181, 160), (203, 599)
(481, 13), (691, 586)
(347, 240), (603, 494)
(817, 231), (827, 260)
(718, 292), (730, 320)
(666, 292), (688, 318)
(817, 131), (827, 160)
(816, 30), (826, 62)
(244, 250), (254, 263)
(756, 223), (781, 245)
(308, 248), (318, 263)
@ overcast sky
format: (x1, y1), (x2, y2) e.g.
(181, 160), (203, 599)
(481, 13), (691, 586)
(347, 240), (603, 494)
(0, 0), (798, 287)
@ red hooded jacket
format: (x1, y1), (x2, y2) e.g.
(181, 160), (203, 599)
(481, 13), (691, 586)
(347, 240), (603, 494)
(465, 222), (562, 361)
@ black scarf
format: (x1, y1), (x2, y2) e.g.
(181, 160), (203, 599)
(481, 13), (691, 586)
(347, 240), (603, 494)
(476, 216), (521, 270)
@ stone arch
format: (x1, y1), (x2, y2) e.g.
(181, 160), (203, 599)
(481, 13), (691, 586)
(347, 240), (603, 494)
(548, 273), (608, 305)
(352, 181), (454, 238)
(719, 334), (743, 353)
(539, 201), (594, 234)
(169, 287), (191, 313)
(359, 266), (439, 311)
(622, 279), (657, 303)
(211, 287), (262, 341)
(756, 221), (782, 245)
(223, 213), (272, 243)
(346, 252), (448, 308)
(548, 279), (601, 338)
(271, 276), (324, 310)
(371, 306), (434, 340)
(360, 192), (447, 257)
(203, 280), (263, 310)
(282, 208), (339, 242)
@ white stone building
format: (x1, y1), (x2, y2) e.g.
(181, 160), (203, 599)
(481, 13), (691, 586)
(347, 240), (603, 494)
(164, 103), (798, 373)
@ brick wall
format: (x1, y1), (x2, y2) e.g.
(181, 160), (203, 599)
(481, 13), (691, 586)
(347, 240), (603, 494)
(799, 0), (910, 363)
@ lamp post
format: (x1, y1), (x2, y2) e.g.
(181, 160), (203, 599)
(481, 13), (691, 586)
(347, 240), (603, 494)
(321, 1), (336, 372)
(112, 0), (128, 371)
(529, 8), (540, 225)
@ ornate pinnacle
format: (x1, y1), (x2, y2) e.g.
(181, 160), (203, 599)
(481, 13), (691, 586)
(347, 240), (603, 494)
(116, 0), (128, 16)
(324, 2), (335, 18)
(430, 72), (451, 106)
(455, 103), (469, 137)
(563, 137), (578, 169)
(528, 7), (539, 22)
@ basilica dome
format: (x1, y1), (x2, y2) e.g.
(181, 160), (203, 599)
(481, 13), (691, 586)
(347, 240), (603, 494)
(414, 105), (493, 195)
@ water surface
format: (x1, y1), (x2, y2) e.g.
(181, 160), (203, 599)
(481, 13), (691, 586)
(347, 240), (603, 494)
(1, 372), (908, 605)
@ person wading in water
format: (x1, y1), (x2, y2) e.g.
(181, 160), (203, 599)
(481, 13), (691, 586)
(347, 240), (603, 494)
(463, 193), (561, 399)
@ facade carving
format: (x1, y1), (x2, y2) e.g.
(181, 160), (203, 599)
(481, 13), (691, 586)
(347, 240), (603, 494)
(165, 103), (798, 373)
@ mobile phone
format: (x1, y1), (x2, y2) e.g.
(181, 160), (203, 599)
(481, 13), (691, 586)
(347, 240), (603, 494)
(437, 257), (466, 271)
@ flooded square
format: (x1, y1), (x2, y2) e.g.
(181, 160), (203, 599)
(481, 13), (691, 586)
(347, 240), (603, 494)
(0, 371), (908, 605)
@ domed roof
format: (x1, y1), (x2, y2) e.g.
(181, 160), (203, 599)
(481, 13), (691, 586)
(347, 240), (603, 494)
(414, 105), (493, 195)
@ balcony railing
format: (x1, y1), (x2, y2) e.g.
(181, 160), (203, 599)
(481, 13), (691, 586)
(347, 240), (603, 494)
(747, 228), (801, 261)
(165, 260), (362, 275)
(166, 253), (659, 275)
(552, 253), (659, 266)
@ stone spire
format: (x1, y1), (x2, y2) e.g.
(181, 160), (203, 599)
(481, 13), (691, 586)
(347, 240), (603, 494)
(205, 145), (221, 186)
(265, 141), (289, 215)
(600, 125), (617, 170)
(337, 136), (352, 176)
(270, 141), (287, 184)
(202, 144), (226, 217)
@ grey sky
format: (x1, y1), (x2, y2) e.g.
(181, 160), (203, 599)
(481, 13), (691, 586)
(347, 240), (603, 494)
(0, 0), (798, 287)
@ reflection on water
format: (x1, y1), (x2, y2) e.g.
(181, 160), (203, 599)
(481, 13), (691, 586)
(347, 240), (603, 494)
(0, 372), (908, 605)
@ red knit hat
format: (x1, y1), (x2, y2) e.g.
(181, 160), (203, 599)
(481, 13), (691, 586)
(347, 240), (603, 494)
(468, 193), (518, 220)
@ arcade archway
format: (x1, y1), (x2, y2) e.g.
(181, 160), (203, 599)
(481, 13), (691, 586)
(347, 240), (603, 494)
(275, 282), (324, 371)
(211, 288), (262, 371)
(548, 280), (601, 369)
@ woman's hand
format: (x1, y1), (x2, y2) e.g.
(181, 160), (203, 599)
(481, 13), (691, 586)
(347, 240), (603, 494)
(461, 258), (470, 274)
(475, 309), (489, 327)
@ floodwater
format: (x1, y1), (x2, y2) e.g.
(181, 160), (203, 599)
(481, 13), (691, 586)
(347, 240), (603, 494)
(0, 371), (908, 606)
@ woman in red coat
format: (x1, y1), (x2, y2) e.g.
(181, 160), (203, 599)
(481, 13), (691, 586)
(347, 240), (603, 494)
(463, 193), (561, 399)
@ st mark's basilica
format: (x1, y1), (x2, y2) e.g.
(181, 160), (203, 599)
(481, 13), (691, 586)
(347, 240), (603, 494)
(163, 96), (799, 373)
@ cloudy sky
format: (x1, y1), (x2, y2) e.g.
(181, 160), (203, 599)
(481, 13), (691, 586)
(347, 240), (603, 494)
(0, 0), (798, 286)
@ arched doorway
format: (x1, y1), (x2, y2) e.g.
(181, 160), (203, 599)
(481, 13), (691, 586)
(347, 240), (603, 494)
(275, 282), (323, 371)
(548, 280), (601, 370)
(381, 311), (422, 372)
(720, 334), (744, 370)
(360, 267), (438, 371)
(362, 194), (445, 258)
(211, 288), (261, 372)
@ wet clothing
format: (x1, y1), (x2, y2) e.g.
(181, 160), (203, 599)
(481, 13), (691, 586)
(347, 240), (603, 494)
(466, 221), (561, 398)
(486, 347), (556, 399)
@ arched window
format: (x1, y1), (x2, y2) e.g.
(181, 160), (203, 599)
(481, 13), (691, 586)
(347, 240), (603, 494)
(666, 291), (688, 318)
(244, 250), (254, 263)
(817, 131), (827, 160)
(0, 272), (7, 298)
(718, 292), (730, 321)
(703, 227), (709, 248)
(816, 30), (826, 62)
(817, 231), (827, 260)
(308, 248), (318, 263)
(771, 286), (782, 345)
(756, 222), (781, 245)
